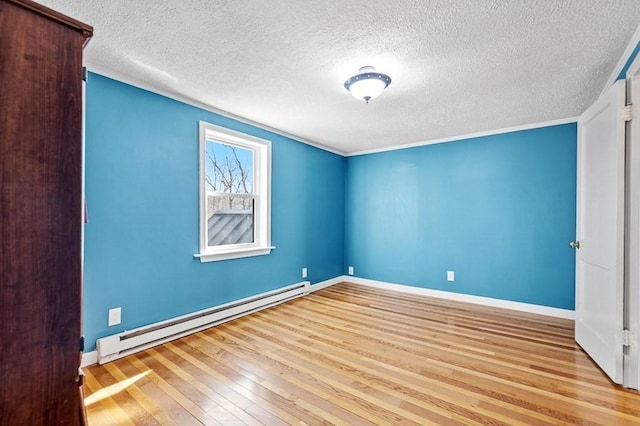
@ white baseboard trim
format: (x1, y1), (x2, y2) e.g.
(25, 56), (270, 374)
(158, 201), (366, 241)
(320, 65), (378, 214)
(80, 279), (335, 368)
(79, 274), (571, 368)
(309, 275), (347, 292)
(346, 277), (575, 320)
(97, 281), (310, 365)
(81, 350), (98, 368)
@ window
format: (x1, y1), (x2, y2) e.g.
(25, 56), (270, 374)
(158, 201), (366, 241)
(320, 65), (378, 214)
(196, 121), (272, 262)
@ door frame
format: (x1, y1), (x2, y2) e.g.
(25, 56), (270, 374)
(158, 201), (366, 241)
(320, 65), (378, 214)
(625, 56), (640, 390)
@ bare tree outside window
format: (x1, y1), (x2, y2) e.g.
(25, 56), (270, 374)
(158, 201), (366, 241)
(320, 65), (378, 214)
(206, 144), (252, 193)
(205, 141), (255, 246)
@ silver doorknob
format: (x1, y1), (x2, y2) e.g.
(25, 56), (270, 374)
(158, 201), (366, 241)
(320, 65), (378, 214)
(569, 241), (580, 249)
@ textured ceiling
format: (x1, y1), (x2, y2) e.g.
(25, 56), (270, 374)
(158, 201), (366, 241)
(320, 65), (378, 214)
(38, 0), (640, 154)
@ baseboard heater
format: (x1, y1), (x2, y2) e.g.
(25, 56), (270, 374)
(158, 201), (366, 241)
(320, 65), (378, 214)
(96, 281), (310, 364)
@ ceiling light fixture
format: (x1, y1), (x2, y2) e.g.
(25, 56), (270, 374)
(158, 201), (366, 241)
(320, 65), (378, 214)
(344, 66), (392, 104)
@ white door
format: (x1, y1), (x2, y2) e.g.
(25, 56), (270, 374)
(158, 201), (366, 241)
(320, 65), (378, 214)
(575, 79), (626, 384)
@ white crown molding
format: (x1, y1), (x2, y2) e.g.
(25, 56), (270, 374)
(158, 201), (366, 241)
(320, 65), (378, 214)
(346, 116), (578, 157)
(346, 277), (575, 320)
(84, 62), (346, 157)
(600, 21), (640, 97)
(85, 62), (581, 158)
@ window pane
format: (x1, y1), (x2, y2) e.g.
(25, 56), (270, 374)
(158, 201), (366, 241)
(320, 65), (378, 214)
(205, 141), (253, 194)
(207, 195), (254, 246)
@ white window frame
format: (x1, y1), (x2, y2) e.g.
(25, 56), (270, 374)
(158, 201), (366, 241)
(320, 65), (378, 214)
(195, 121), (273, 262)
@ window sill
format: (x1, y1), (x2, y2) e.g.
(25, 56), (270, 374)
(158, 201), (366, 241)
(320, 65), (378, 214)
(194, 246), (275, 263)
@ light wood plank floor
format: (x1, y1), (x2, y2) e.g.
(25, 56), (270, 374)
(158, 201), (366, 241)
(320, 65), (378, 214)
(83, 283), (640, 425)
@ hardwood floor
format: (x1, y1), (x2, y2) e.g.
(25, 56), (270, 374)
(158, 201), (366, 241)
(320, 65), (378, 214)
(83, 283), (640, 425)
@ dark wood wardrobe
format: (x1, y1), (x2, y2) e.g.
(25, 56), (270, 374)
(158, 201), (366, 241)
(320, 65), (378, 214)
(0, 0), (92, 424)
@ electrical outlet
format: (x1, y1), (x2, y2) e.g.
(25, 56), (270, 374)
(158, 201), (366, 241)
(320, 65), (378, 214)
(348, 266), (354, 275)
(302, 267), (308, 279)
(108, 307), (121, 326)
(447, 271), (455, 282)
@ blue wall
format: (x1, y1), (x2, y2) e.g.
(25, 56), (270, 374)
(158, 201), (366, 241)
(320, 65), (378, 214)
(84, 72), (578, 351)
(345, 124), (577, 310)
(84, 73), (346, 350)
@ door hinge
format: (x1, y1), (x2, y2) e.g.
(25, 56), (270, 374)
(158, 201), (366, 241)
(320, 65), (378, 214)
(622, 329), (636, 347)
(80, 335), (85, 352)
(623, 104), (633, 122)
(82, 66), (88, 82)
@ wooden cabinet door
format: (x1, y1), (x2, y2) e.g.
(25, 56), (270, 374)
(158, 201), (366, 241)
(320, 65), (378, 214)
(0, 1), (91, 424)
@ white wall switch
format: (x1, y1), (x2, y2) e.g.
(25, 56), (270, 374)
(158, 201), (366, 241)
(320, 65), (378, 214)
(302, 267), (308, 279)
(108, 307), (121, 326)
(348, 266), (354, 275)
(447, 271), (455, 282)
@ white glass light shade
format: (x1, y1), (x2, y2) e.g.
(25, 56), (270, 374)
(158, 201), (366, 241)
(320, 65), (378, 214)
(344, 66), (392, 103)
(348, 79), (387, 102)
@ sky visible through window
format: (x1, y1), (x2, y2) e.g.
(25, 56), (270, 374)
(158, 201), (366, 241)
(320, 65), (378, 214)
(205, 140), (254, 194)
